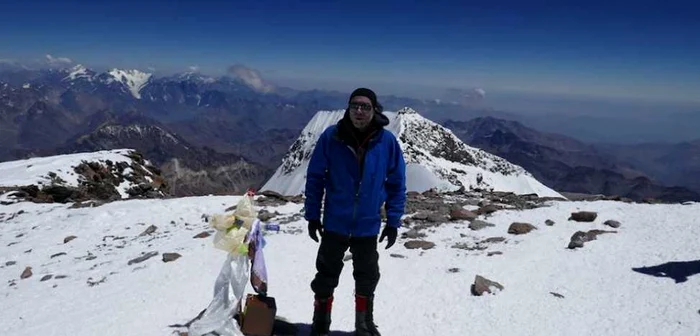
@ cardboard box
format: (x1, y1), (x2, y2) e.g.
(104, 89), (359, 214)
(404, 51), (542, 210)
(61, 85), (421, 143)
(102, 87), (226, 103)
(241, 294), (276, 336)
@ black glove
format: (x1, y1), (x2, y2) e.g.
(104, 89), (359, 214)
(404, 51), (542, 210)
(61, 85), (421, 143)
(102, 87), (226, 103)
(379, 226), (397, 249)
(308, 219), (323, 242)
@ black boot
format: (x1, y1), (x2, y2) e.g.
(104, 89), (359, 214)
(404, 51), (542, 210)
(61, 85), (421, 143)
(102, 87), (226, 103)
(355, 295), (381, 336)
(310, 296), (333, 336)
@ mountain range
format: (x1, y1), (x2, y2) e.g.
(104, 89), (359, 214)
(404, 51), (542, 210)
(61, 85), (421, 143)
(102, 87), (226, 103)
(1, 63), (699, 201)
(444, 117), (700, 202)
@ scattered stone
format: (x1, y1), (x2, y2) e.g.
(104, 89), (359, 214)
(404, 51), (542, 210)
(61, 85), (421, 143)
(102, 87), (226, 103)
(16, 233), (24, 238)
(451, 242), (487, 251)
(50, 252), (67, 259)
(469, 220), (495, 231)
(40, 274), (53, 282)
(449, 208), (477, 221)
(401, 229), (425, 239)
(427, 213), (447, 223)
(162, 253), (182, 263)
(569, 211), (597, 222)
(87, 276), (107, 287)
(568, 229), (617, 249)
(604, 220), (621, 228)
(487, 251), (503, 257)
(24, 249), (32, 254)
(508, 222), (537, 235)
(257, 209), (278, 222)
(63, 235), (77, 244)
(471, 275), (504, 296)
(5, 261), (16, 266)
(476, 204), (500, 215)
(550, 292), (565, 299)
(139, 225), (158, 237)
(404, 240), (436, 250)
(545, 219), (555, 226)
(55, 275), (68, 279)
(448, 268), (460, 273)
(390, 254), (407, 259)
(128, 251), (159, 265)
(20, 266), (32, 279)
(483, 237), (507, 244)
(193, 231), (211, 239)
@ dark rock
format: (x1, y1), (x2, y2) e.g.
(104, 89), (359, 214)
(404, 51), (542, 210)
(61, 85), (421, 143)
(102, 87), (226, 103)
(604, 220), (621, 228)
(471, 275), (504, 296)
(20, 266), (32, 279)
(50, 252), (67, 258)
(483, 237), (507, 244)
(43, 185), (75, 203)
(568, 229), (617, 249)
(449, 208), (477, 221)
(545, 219), (555, 226)
(401, 229), (425, 239)
(427, 213), (447, 223)
(476, 204), (500, 215)
(63, 235), (77, 244)
(451, 242), (487, 251)
(448, 268), (460, 273)
(508, 222), (537, 235)
(128, 251), (159, 265)
(487, 251), (503, 257)
(550, 292), (565, 298)
(139, 225), (157, 236)
(193, 231), (211, 239)
(569, 211), (597, 222)
(469, 220), (495, 231)
(404, 240), (436, 250)
(162, 253), (182, 263)
(40, 274), (53, 282)
(5, 261), (16, 266)
(390, 254), (407, 259)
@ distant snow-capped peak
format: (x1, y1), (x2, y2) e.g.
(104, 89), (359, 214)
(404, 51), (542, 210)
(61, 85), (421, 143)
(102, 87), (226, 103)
(107, 69), (152, 99)
(261, 107), (562, 198)
(62, 64), (95, 82)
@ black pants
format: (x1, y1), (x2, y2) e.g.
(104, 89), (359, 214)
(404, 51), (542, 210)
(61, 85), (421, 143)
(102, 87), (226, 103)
(310, 230), (380, 298)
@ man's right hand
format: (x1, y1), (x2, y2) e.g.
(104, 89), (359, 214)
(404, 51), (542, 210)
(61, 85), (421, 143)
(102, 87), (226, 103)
(308, 219), (323, 242)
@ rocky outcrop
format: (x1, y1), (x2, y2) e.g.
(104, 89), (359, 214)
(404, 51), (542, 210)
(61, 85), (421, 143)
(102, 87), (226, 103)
(1, 150), (168, 204)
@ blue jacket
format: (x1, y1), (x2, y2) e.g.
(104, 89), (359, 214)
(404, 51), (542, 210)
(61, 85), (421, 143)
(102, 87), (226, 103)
(304, 112), (406, 237)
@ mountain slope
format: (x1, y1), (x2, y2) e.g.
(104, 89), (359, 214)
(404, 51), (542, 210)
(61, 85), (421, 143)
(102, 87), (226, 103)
(444, 117), (700, 202)
(261, 107), (562, 198)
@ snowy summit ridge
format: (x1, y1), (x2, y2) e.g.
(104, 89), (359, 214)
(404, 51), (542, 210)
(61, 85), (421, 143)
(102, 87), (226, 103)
(261, 107), (562, 198)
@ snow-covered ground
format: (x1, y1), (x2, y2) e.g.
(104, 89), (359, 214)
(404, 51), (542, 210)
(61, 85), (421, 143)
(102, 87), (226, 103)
(1, 195), (698, 335)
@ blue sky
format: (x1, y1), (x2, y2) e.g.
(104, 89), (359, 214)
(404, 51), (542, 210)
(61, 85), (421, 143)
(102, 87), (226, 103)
(1, 0), (699, 104)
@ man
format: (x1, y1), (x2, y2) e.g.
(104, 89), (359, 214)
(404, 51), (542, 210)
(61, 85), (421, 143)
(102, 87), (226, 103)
(304, 88), (407, 336)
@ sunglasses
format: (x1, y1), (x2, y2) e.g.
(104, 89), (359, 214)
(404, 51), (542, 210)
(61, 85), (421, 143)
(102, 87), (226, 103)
(349, 102), (373, 112)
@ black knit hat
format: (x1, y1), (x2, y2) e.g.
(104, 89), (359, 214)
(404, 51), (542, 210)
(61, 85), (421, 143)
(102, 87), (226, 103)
(349, 87), (383, 112)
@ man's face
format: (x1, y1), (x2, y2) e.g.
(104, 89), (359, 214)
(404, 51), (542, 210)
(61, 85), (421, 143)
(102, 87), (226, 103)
(348, 96), (374, 130)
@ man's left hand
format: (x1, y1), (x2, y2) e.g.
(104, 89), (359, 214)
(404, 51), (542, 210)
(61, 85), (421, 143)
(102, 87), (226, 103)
(379, 226), (397, 249)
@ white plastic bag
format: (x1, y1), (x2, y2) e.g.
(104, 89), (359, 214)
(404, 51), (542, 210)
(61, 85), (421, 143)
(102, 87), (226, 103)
(188, 253), (250, 336)
(211, 195), (258, 255)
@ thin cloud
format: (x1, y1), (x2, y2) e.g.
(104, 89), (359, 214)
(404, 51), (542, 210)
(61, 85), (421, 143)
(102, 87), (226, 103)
(45, 54), (73, 65)
(188, 65), (200, 72)
(227, 64), (274, 93)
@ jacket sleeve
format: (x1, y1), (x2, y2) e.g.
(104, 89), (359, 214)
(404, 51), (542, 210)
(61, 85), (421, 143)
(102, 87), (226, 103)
(304, 129), (329, 221)
(384, 135), (406, 228)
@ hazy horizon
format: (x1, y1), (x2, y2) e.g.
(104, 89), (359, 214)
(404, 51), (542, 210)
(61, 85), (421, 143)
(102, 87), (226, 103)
(2, 0), (699, 105)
